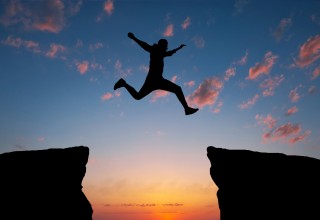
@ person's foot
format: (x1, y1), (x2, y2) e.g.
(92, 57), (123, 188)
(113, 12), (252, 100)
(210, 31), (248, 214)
(185, 107), (199, 115)
(114, 78), (126, 90)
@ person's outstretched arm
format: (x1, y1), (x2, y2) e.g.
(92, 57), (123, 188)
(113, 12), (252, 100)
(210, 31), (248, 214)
(165, 44), (186, 57)
(128, 32), (152, 52)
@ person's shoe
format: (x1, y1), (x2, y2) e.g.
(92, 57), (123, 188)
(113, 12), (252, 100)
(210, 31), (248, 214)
(185, 107), (199, 115)
(114, 78), (125, 90)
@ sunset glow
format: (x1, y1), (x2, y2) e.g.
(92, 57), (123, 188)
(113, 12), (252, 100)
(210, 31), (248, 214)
(0, 1), (319, 220)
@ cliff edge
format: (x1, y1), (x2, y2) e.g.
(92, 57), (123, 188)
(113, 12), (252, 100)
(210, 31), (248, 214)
(207, 146), (320, 220)
(0, 146), (93, 220)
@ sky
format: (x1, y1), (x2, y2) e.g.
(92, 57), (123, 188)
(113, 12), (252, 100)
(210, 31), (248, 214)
(0, 0), (320, 219)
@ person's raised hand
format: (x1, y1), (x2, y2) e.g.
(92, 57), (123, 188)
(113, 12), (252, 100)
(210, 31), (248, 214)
(128, 32), (135, 39)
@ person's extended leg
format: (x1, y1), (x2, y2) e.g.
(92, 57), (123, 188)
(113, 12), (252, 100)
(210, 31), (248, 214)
(114, 78), (153, 100)
(159, 79), (198, 115)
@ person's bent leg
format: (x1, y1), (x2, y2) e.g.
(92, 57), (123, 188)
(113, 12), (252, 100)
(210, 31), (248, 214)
(160, 79), (198, 115)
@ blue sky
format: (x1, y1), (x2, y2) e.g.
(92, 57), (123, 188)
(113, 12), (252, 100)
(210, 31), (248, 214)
(1, 1), (320, 220)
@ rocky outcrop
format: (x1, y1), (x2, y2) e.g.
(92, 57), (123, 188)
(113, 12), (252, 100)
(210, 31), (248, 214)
(207, 146), (320, 220)
(0, 146), (92, 220)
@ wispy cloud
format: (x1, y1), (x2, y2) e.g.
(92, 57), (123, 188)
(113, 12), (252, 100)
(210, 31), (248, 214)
(247, 51), (278, 80)
(294, 34), (320, 68)
(259, 74), (285, 96)
(262, 123), (310, 144)
(272, 17), (292, 41)
(2, 35), (41, 53)
(114, 59), (132, 78)
(311, 66), (320, 80)
(234, 50), (248, 66)
(255, 114), (277, 129)
(285, 106), (298, 116)
(181, 17), (191, 30)
(187, 77), (223, 109)
(212, 100), (223, 113)
(163, 24), (174, 37)
(224, 67), (236, 81)
(238, 94), (259, 110)
(0, 0), (81, 33)
(308, 85), (316, 94)
(76, 60), (89, 74)
(184, 81), (195, 87)
(46, 43), (66, 58)
(256, 115), (310, 144)
(289, 85), (301, 103)
(101, 92), (113, 101)
(104, 0), (114, 15)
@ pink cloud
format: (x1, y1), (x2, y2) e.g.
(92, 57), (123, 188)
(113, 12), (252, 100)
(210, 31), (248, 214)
(289, 130), (311, 144)
(181, 17), (191, 30)
(294, 35), (320, 68)
(151, 75), (177, 102)
(184, 81), (195, 87)
(308, 85), (316, 94)
(0, 0), (82, 33)
(286, 106), (298, 116)
(259, 74), (285, 96)
(262, 122), (310, 144)
(2, 35), (41, 53)
(224, 67), (236, 81)
(312, 66), (320, 80)
(273, 18), (292, 41)
(101, 92), (113, 101)
(163, 24), (174, 37)
(289, 85), (301, 103)
(2, 35), (23, 47)
(187, 77), (223, 109)
(114, 59), (132, 78)
(238, 94), (259, 110)
(235, 50), (248, 66)
(103, 0), (114, 15)
(213, 101), (223, 114)
(268, 122), (300, 139)
(46, 43), (65, 58)
(247, 51), (278, 80)
(255, 114), (277, 129)
(24, 40), (41, 53)
(76, 60), (89, 74)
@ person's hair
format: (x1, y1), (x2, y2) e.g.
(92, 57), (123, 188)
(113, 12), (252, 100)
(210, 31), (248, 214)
(158, 39), (168, 46)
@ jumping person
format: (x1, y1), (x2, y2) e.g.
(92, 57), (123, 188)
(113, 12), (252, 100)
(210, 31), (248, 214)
(114, 32), (198, 115)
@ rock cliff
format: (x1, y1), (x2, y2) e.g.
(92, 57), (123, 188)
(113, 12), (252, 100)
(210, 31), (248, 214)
(0, 146), (92, 220)
(207, 146), (320, 220)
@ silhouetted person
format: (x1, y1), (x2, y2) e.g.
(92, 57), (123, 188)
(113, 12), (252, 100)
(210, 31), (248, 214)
(114, 32), (199, 115)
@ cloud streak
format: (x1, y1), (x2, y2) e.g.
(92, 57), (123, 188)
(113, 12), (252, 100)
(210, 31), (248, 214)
(163, 24), (174, 37)
(247, 51), (278, 80)
(187, 77), (223, 109)
(294, 34), (320, 68)
(0, 0), (82, 33)
(256, 114), (310, 144)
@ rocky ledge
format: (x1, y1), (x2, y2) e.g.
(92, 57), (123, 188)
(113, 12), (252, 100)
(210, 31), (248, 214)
(207, 146), (320, 220)
(0, 146), (93, 220)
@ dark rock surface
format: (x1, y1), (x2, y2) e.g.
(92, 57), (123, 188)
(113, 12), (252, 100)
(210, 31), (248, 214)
(0, 146), (92, 220)
(207, 146), (320, 220)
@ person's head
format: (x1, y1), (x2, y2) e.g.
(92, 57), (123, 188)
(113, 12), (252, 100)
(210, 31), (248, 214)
(157, 39), (168, 51)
